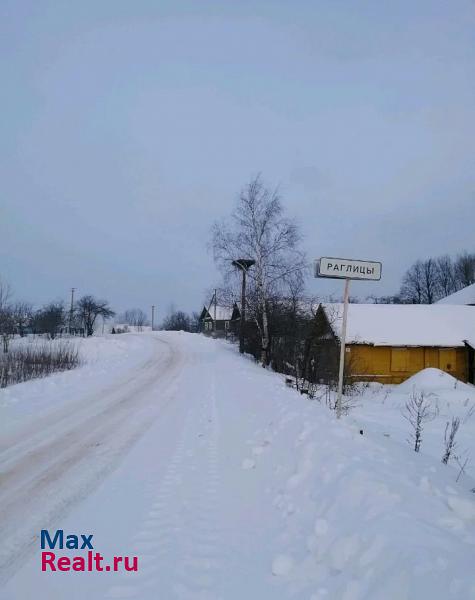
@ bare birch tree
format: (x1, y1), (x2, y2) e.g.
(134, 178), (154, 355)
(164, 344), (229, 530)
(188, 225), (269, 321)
(211, 175), (306, 366)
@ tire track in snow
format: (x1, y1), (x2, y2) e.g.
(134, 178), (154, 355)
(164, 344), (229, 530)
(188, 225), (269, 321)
(173, 375), (222, 600)
(104, 402), (194, 599)
(104, 366), (224, 600)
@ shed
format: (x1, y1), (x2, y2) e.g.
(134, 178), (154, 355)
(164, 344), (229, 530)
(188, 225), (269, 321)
(314, 304), (475, 384)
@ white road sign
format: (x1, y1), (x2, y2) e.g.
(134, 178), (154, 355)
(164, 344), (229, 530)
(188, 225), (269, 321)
(315, 257), (382, 281)
(314, 255), (383, 418)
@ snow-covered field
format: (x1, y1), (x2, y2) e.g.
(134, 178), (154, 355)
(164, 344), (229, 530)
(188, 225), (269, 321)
(1, 332), (475, 599)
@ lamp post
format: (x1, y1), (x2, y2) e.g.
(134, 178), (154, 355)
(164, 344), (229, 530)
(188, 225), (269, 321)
(151, 305), (155, 331)
(232, 259), (255, 354)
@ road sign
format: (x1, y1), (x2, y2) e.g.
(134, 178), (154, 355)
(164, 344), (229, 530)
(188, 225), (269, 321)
(314, 255), (383, 418)
(315, 257), (382, 281)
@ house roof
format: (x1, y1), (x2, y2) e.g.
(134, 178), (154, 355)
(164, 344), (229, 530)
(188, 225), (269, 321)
(320, 303), (475, 348)
(436, 283), (475, 306)
(203, 304), (238, 321)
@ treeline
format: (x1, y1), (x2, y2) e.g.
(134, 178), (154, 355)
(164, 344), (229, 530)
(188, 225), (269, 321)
(398, 252), (475, 304)
(0, 280), (115, 352)
(369, 252), (475, 305)
(161, 310), (200, 332)
(115, 308), (149, 331)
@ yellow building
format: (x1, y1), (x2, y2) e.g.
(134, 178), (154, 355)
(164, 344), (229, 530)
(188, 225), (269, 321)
(316, 304), (475, 384)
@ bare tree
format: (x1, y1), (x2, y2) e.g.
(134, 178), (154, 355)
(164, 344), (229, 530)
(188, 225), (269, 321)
(454, 252), (475, 289)
(397, 251), (475, 302)
(0, 279), (11, 310)
(442, 416), (461, 465)
(211, 174), (306, 366)
(0, 307), (15, 352)
(190, 311), (201, 333)
(122, 308), (148, 331)
(435, 255), (457, 298)
(33, 302), (65, 339)
(161, 310), (192, 331)
(13, 301), (33, 337)
(400, 261), (424, 304)
(0, 279), (14, 352)
(76, 295), (115, 337)
(422, 258), (439, 303)
(402, 388), (437, 452)
(400, 259), (439, 304)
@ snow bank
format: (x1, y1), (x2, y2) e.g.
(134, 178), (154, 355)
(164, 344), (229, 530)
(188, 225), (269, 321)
(352, 368), (475, 481)
(397, 367), (470, 393)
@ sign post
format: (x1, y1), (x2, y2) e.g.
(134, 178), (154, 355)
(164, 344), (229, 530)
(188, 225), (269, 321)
(336, 278), (350, 418)
(315, 257), (382, 418)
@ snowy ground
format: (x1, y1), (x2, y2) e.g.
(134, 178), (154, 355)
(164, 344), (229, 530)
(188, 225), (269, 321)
(1, 333), (475, 599)
(350, 369), (475, 479)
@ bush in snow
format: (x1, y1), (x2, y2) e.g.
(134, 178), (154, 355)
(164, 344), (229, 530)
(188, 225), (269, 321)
(402, 388), (437, 452)
(0, 342), (80, 388)
(442, 416), (461, 465)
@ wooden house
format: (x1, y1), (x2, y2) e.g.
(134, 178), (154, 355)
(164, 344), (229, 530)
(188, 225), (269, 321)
(199, 303), (241, 338)
(313, 304), (475, 384)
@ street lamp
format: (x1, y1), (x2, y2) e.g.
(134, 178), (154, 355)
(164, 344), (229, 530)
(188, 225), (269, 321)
(232, 259), (255, 354)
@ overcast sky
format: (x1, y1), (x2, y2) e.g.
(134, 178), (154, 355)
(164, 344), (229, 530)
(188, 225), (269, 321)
(1, 1), (474, 319)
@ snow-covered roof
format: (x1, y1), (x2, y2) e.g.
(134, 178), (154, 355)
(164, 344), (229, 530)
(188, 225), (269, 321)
(205, 305), (235, 321)
(436, 283), (475, 306)
(320, 303), (475, 348)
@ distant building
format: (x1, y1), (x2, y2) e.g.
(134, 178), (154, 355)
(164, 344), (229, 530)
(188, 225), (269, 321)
(199, 303), (241, 338)
(436, 283), (475, 306)
(110, 324), (152, 333)
(313, 304), (475, 384)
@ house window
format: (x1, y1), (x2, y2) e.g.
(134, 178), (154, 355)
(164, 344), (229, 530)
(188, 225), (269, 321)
(391, 348), (408, 372)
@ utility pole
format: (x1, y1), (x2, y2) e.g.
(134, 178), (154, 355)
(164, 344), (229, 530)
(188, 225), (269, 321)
(213, 289), (217, 337)
(232, 259), (255, 354)
(69, 287), (76, 334)
(151, 305), (155, 331)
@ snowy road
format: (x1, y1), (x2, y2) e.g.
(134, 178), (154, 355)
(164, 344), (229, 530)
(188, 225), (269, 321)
(1, 332), (475, 599)
(0, 335), (183, 582)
